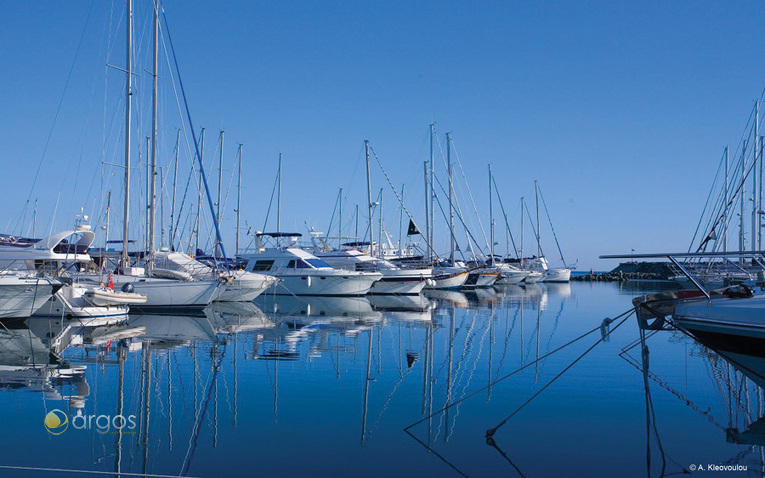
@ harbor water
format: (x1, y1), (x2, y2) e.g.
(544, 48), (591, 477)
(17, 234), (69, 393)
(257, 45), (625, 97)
(0, 281), (758, 477)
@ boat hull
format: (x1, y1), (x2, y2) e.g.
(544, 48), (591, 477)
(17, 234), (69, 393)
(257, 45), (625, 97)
(271, 272), (381, 296)
(543, 268), (571, 282)
(79, 274), (221, 313)
(0, 276), (60, 318)
(215, 271), (279, 302)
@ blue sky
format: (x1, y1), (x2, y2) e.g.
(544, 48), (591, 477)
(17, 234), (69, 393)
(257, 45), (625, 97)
(1, 1), (764, 269)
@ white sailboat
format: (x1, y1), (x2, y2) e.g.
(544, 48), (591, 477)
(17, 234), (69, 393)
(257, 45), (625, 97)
(83, 0), (221, 313)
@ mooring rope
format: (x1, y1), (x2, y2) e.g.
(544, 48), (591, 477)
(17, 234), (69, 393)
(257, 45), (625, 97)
(404, 307), (634, 434)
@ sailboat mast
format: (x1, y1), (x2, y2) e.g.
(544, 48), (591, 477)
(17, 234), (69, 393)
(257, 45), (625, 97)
(399, 184), (404, 257)
(236, 143), (242, 255)
(489, 164), (494, 265)
(365, 140), (374, 256)
(105, 191), (111, 246)
(170, 130), (179, 249)
(338, 188), (343, 250)
(216, 130), (224, 257)
(723, 146), (728, 253)
(423, 161), (430, 260)
(195, 128), (206, 254)
(425, 123), (436, 260)
(753, 101), (759, 253)
(277, 152), (282, 236)
(378, 188), (383, 256)
(757, 101), (762, 251)
(121, 0), (133, 269)
(740, 140), (748, 262)
(217, 131), (224, 225)
(148, 0), (158, 271)
(520, 197), (525, 266)
(447, 132), (454, 263)
(535, 180), (541, 257)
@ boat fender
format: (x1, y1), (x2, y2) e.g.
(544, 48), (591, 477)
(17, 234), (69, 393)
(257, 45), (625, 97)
(307, 276), (312, 287)
(122, 282), (135, 293)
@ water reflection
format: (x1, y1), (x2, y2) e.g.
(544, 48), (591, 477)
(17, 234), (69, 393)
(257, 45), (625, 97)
(0, 282), (759, 477)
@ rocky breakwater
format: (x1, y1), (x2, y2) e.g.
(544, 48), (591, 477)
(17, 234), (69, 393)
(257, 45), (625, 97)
(573, 262), (675, 282)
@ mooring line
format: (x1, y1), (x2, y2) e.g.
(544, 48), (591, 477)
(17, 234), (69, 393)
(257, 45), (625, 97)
(403, 307), (634, 433)
(0, 465), (201, 478)
(486, 312), (632, 437)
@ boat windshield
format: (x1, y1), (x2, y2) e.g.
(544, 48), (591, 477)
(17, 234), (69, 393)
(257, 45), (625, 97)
(305, 258), (331, 269)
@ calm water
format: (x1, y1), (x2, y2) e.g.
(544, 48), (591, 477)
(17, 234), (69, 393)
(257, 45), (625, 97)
(0, 281), (760, 477)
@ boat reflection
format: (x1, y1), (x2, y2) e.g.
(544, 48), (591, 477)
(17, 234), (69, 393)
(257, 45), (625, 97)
(209, 301), (274, 334)
(128, 311), (219, 348)
(424, 290), (468, 309)
(0, 321), (88, 402)
(367, 294), (434, 323)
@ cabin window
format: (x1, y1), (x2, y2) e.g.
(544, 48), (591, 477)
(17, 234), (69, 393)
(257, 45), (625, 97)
(296, 259), (312, 268)
(287, 260), (296, 268)
(252, 260), (274, 272)
(305, 258), (331, 268)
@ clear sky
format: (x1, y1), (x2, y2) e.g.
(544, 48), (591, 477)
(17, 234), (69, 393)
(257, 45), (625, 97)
(1, 0), (764, 269)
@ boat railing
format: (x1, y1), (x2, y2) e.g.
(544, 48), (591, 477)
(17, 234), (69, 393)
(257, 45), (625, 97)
(601, 250), (765, 300)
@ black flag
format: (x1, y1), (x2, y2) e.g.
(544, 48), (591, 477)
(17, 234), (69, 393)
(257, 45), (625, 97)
(407, 219), (421, 236)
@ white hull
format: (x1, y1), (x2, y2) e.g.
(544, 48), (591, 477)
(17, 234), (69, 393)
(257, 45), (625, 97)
(524, 271), (544, 283)
(33, 284), (130, 320)
(543, 268), (571, 282)
(79, 274), (220, 312)
(426, 268), (469, 290)
(273, 272), (381, 296)
(370, 268), (428, 295)
(215, 271), (279, 302)
(0, 276), (60, 318)
(674, 295), (765, 338)
(496, 270), (529, 284)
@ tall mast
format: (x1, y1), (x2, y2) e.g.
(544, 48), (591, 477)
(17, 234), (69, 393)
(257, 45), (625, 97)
(338, 188), (343, 250)
(447, 132), (454, 263)
(32, 198), (37, 237)
(216, 130), (224, 257)
(170, 130), (179, 249)
(757, 101), (762, 250)
(145, 136), (151, 254)
(148, 0), (158, 272)
(753, 101), (759, 253)
(105, 191), (111, 247)
(365, 140), (374, 256)
(235, 144), (242, 255)
(195, 128), (206, 254)
(535, 180), (541, 257)
(399, 184), (404, 257)
(489, 164), (494, 265)
(423, 161), (430, 260)
(520, 197), (525, 267)
(429, 124), (435, 260)
(378, 188), (383, 257)
(121, 0), (133, 270)
(277, 152), (282, 237)
(740, 140), (748, 262)
(723, 146), (728, 253)
(217, 131), (224, 224)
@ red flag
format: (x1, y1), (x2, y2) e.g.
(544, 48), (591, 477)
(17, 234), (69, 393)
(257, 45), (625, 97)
(107, 274), (114, 290)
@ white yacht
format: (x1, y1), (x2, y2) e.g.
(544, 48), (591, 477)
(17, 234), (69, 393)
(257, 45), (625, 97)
(311, 248), (431, 295)
(0, 273), (62, 319)
(0, 227), (143, 318)
(238, 233), (382, 296)
(152, 249), (278, 302)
